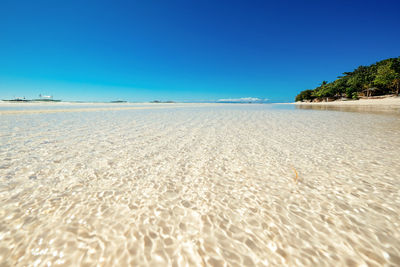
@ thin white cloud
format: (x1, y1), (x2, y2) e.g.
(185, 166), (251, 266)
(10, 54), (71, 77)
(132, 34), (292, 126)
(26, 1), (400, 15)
(217, 97), (268, 103)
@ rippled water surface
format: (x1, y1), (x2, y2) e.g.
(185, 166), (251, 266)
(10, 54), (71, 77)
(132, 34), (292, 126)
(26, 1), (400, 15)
(1, 104), (400, 266)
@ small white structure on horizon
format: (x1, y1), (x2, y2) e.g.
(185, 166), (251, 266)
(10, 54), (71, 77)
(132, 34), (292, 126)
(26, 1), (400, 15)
(39, 94), (53, 99)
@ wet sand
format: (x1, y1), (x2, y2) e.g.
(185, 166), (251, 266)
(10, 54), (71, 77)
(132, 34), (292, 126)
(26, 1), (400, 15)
(1, 103), (400, 266)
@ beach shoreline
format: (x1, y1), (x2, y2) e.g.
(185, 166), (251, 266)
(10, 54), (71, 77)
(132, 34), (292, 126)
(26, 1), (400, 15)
(294, 96), (400, 107)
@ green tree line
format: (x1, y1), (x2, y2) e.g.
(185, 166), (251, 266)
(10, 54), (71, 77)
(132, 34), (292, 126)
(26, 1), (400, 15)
(295, 57), (400, 102)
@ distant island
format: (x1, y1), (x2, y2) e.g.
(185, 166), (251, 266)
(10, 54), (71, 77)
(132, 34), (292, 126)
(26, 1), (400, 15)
(150, 100), (175, 103)
(2, 94), (61, 102)
(295, 57), (400, 102)
(1, 97), (29, 102)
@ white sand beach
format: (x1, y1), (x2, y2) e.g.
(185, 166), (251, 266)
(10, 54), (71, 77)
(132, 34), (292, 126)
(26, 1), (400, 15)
(295, 96), (400, 107)
(294, 97), (400, 116)
(1, 103), (400, 266)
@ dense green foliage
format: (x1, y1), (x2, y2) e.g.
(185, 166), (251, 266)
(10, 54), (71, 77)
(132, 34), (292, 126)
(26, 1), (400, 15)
(295, 57), (400, 102)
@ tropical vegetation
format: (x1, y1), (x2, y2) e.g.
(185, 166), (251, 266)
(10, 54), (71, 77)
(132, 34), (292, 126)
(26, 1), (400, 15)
(295, 57), (400, 102)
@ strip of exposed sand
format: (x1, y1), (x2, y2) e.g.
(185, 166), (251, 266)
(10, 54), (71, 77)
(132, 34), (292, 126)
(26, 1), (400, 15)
(294, 96), (400, 115)
(295, 96), (400, 107)
(0, 102), (221, 115)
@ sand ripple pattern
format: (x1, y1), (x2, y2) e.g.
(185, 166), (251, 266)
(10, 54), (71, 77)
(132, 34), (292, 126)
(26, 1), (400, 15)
(1, 104), (400, 266)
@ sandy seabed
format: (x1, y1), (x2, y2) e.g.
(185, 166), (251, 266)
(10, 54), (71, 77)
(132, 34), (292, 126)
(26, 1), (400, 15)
(0, 103), (400, 266)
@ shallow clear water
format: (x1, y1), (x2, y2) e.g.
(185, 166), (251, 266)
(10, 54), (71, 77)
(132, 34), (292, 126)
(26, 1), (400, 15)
(1, 104), (400, 266)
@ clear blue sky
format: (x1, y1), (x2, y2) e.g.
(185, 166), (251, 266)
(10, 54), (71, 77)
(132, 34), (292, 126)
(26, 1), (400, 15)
(1, 0), (399, 102)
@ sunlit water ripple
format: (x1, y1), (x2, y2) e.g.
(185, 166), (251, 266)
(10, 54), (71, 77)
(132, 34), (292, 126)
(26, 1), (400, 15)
(0, 104), (399, 266)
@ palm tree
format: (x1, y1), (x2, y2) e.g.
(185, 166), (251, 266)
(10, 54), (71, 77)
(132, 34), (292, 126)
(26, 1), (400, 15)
(393, 79), (400, 96)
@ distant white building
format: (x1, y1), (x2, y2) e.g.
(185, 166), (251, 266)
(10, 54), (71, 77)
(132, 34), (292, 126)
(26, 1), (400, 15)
(39, 94), (53, 100)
